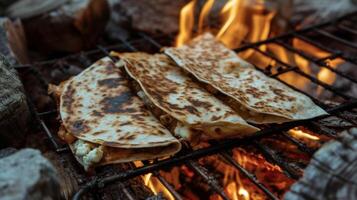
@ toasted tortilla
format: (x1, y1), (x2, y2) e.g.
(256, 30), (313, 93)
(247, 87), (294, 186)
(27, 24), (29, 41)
(113, 52), (259, 142)
(58, 57), (181, 169)
(164, 33), (328, 124)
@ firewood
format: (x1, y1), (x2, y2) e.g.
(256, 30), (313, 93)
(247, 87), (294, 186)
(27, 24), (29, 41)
(0, 53), (31, 148)
(0, 18), (30, 64)
(7, 0), (110, 53)
(0, 19), (31, 148)
(111, 0), (190, 35)
(284, 128), (357, 200)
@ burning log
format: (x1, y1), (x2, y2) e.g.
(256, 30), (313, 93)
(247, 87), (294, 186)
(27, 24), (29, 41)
(6, 0), (110, 53)
(284, 128), (357, 200)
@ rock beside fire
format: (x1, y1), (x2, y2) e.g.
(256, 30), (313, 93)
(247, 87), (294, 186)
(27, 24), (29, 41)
(111, 0), (189, 35)
(0, 54), (31, 148)
(0, 148), (17, 159)
(284, 128), (357, 200)
(0, 148), (61, 200)
(8, 0), (110, 53)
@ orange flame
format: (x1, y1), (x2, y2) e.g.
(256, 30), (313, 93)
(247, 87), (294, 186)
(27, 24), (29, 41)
(134, 161), (175, 200)
(288, 128), (319, 141)
(176, 0), (196, 46)
(198, 0), (215, 33)
(316, 58), (343, 95)
(216, 0), (247, 48)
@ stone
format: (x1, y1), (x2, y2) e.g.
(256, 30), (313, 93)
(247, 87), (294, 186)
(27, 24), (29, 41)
(0, 148), (17, 159)
(17, 0), (110, 53)
(0, 148), (61, 200)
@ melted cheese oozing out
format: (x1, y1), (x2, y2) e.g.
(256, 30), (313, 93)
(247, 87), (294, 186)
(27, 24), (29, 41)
(174, 122), (192, 139)
(74, 140), (104, 170)
(138, 90), (193, 140)
(75, 140), (92, 156)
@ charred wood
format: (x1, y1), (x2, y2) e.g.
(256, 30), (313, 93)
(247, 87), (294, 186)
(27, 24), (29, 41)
(284, 128), (357, 200)
(0, 54), (31, 148)
(9, 0), (110, 53)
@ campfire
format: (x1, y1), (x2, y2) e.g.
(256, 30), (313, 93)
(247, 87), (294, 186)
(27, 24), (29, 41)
(0, 0), (356, 200)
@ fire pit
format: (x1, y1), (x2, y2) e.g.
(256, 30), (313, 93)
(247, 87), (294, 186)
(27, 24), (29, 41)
(2, 0), (357, 200)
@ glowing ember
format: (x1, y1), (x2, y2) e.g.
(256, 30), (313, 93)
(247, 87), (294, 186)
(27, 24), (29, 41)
(134, 161), (175, 200)
(288, 128), (320, 141)
(226, 182), (250, 200)
(238, 187), (250, 200)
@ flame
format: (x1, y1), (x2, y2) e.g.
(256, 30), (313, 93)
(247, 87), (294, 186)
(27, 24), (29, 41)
(316, 58), (343, 95)
(134, 161), (175, 200)
(226, 182), (250, 200)
(198, 0), (215, 33)
(291, 39), (344, 95)
(176, 0), (275, 48)
(216, 0), (247, 48)
(176, 0), (196, 46)
(288, 128), (319, 141)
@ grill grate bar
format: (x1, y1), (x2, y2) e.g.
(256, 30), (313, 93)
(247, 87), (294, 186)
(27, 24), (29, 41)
(314, 28), (357, 49)
(293, 34), (357, 65)
(220, 151), (280, 200)
(118, 182), (136, 200)
(281, 132), (315, 155)
(141, 159), (185, 200)
(250, 46), (353, 100)
(337, 23), (357, 35)
(231, 10), (356, 53)
(153, 171), (184, 200)
(308, 122), (338, 138)
(274, 40), (357, 84)
(186, 160), (230, 200)
(253, 141), (302, 180)
(39, 119), (62, 151)
(137, 32), (165, 49)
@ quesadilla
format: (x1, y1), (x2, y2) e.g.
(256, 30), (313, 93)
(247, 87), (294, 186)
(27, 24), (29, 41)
(50, 57), (181, 170)
(164, 33), (328, 124)
(111, 52), (259, 143)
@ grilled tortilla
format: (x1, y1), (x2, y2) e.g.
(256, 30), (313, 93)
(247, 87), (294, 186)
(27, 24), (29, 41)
(54, 57), (181, 170)
(164, 33), (328, 124)
(112, 52), (259, 143)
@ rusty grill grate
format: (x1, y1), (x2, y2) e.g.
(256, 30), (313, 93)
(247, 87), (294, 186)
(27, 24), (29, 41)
(15, 11), (357, 200)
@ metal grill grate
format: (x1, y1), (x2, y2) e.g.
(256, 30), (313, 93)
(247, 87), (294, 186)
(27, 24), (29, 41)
(15, 11), (357, 200)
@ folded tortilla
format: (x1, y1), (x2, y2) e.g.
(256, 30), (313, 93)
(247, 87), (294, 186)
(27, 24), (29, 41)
(54, 57), (181, 170)
(112, 52), (259, 143)
(164, 33), (328, 124)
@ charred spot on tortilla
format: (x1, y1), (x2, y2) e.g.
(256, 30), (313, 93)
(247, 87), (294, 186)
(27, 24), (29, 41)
(97, 78), (124, 88)
(70, 120), (89, 135)
(92, 110), (103, 117)
(100, 92), (134, 113)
